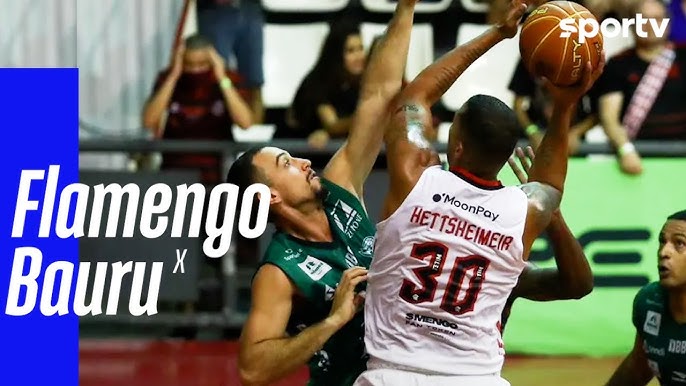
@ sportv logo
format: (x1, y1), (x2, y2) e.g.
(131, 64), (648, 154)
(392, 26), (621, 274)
(560, 14), (670, 43)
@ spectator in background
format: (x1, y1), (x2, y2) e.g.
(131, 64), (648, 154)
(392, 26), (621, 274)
(508, 59), (598, 154)
(142, 35), (254, 338)
(669, 0), (686, 44)
(277, 21), (366, 149)
(595, 0), (686, 175)
(142, 34), (253, 185)
(197, 0), (265, 123)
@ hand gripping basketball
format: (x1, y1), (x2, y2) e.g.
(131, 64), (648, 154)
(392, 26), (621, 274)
(541, 51), (605, 108)
(497, 0), (529, 38)
(519, 1), (605, 86)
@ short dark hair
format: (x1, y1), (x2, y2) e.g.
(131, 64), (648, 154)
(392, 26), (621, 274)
(458, 94), (519, 169)
(226, 146), (270, 222)
(667, 210), (686, 222)
(184, 34), (213, 50)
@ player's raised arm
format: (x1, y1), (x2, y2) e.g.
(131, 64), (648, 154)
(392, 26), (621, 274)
(605, 333), (654, 386)
(519, 57), (605, 258)
(322, 0), (418, 200)
(380, 1), (527, 220)
(507, 147), (593, 301)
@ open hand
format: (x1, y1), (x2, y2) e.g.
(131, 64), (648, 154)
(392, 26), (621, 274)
(508, 145), (535, 184)
(327, 267), (368, 328)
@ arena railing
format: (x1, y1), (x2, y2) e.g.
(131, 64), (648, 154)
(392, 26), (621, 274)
(77, 139), (686, 330)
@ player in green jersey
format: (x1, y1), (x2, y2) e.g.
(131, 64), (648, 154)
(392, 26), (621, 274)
(606, 210), (686, 386)
(228, 1), (419, 385)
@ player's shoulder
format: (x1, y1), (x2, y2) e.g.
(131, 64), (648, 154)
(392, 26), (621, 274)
(633, 281), (666, 308)
(632, 281), (667, 334)
(261, 232), (305, 266)
(320, 177), (371, 223)
(321, 178), (362, 206)
(259, 234), (325, 295)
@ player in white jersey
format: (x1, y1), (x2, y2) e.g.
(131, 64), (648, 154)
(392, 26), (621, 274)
(354, 1), (606, 384)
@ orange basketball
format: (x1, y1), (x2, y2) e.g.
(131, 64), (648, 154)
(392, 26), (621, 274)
(519, 1), (604, 86)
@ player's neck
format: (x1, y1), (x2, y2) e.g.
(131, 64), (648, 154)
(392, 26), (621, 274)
(450, 163), (498, 182)
(275, 206), (333, 242)
(668, 287), (686, 324)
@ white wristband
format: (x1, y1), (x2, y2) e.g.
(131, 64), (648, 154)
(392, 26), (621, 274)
(618, 142), (636, 156)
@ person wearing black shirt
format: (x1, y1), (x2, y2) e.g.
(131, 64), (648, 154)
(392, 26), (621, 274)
(595, 0), (686, 175)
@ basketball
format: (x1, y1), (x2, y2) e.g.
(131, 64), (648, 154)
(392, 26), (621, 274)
(519, 1), (604, 86)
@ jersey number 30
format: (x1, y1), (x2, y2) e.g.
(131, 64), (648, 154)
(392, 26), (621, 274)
(398, 242), (490, 315)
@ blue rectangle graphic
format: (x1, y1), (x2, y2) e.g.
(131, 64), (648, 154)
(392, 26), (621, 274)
(0, 69), (79, 385)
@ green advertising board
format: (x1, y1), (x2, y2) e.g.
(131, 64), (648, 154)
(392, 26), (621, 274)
(495, 156), (686, 357)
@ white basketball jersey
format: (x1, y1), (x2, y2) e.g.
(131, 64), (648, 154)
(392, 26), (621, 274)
(364, 165), (529, 376)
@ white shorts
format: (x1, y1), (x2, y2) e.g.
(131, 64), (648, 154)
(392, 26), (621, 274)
(353, 358), (511, 386)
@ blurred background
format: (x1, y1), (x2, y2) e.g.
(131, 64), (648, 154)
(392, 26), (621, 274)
(2, 0), (685, 384)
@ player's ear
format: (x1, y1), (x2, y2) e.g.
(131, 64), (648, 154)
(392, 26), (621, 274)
(267, 189), (282, 205)
(452, 140), (464, 161)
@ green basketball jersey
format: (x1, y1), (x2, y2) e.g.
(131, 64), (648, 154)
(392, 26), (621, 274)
(261, 178), (376, 386)
(632, 282), (686, 385)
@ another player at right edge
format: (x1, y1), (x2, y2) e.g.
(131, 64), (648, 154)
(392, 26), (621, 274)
(354, 0), (605, 384)
(605, 210), (686, 386)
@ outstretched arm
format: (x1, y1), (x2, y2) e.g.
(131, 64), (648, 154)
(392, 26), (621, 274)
(520, 56), (606, 258)
(323, 0), (417, 200)
(508, 147), (593, 301)
(380, 1), (528, 221)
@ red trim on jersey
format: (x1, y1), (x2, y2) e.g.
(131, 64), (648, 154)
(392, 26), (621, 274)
(450, 166), (504, 190)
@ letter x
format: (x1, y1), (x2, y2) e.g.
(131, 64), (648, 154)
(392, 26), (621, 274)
(174, 249), (187, 274)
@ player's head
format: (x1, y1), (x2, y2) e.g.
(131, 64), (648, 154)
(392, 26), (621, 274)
(658, 210), (686, 290)
(182, 34), (214, 74)
(631, 0), (669, 47)
(447, 94), (520, 177)
(226, 146), (325, 222)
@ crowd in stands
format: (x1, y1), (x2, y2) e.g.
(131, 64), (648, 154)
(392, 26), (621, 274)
(142, 0), (685, 180)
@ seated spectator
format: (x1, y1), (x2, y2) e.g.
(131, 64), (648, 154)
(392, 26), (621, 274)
(595, 0), (686, 175)
(142, 34), (253, 185)
(669, 0), (686, 44)
(276, 20), (366, 148)
(508, 59), (598, 154)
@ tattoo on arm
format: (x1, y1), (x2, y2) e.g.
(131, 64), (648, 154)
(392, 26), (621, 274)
(393, 103), (433, 150)
(521, 182), (561, 215)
